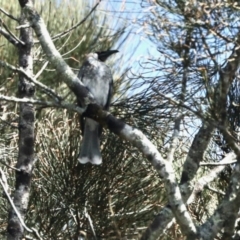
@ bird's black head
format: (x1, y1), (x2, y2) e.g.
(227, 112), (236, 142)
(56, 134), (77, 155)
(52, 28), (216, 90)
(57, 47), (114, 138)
(96, 50), (118, 62)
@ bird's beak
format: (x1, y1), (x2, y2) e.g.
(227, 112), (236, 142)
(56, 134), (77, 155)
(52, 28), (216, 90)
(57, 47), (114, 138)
(97, 50), (119, 61)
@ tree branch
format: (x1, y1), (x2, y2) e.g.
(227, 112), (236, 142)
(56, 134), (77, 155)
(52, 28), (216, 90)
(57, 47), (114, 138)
(167, 116), (181, 162)
(141, 152), (233, 240)
(7, 1), (35, 238)
(0, 94), (82, 112)
(0, 27), (22, 47)
(0, 60), (62, 102)
(0, 19), (25, 46)
(0, 168), (43, 240)
(0, 7), (19, 22)
(200, 162), (240, 239)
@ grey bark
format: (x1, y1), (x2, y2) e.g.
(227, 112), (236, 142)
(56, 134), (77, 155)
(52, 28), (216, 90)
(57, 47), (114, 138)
(7, 0), (35, 239)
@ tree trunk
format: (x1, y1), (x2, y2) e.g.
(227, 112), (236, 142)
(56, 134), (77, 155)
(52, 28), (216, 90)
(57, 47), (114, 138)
(7, 1), (35, 239)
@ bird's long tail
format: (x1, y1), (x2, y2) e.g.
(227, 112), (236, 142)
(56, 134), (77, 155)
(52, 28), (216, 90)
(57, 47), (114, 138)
(78, 118), (102, 165)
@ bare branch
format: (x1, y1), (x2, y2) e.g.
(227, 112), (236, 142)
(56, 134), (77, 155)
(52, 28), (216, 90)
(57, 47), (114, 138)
(0, 27), (21, 47)
(62, 35), (86, 57)
(1, 169), (43, 240)
(0, 60), (62, 102)
(34, 61), (49, 79)
(0, 18), (25, 45)
(84, 206), (97, 240)
(200, 160), (237, 166)
(200, 162), (240, 239)
(187, 152), (236, 205)
(0, 170), (32, 233)
(0, 159), (21, 172)
(221, 128), (240, 160)
(0, 94), (82, 112)
(0, 7), (18, 22)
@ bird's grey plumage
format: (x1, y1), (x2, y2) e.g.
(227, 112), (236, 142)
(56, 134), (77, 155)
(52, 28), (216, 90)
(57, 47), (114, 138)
(77, 50), (117, 165)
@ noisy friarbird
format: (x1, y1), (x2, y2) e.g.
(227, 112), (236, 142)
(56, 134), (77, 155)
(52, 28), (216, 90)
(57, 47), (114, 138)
(77, 50), (118, 165)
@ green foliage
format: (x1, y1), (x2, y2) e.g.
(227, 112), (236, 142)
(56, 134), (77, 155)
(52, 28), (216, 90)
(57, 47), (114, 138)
(26, 108), (164, 239)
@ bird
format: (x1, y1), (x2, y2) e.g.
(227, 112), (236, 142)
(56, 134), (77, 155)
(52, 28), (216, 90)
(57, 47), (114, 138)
(77, 50), (118, 165)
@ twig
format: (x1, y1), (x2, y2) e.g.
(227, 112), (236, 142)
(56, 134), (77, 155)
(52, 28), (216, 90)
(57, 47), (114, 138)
(51, 1), (101, 41)
(0, 168), (43, 239)
(152, 88), (203, 119)
(0, 7), (18, 22)
(0, 27), (21, 47)
(56, 29), (73, 53)
(0, 18), (25, 45)
(187, 152), (236, 205)
(34, 61), (49, 79)
(62, 35), (86, 57)
(16, 23), (31, 29)
(0, 170), (32, 232)
(0, 60), (62, 102)
(0, 159), (20, 172)
(200, 160), (237, 166)
(206, 185), (225, 195)
(0, 94), (83, 113)
(108, 195), (122, 239)
(84, 206), (97, 240)
(0, 168), (9, 193)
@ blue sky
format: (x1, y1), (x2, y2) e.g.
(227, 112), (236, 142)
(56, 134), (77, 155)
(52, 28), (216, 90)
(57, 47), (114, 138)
(94, 0), (162, 98)
(97, 0), (159, 66)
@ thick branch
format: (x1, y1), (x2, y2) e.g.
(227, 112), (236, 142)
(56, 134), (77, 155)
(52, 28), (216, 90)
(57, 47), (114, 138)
(214, 35), (240, 124)
(200, 162), (240, 239)
(140, 153), (233, 240)
(7, 1), (35, 239)
(181, 122), (214, 184)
